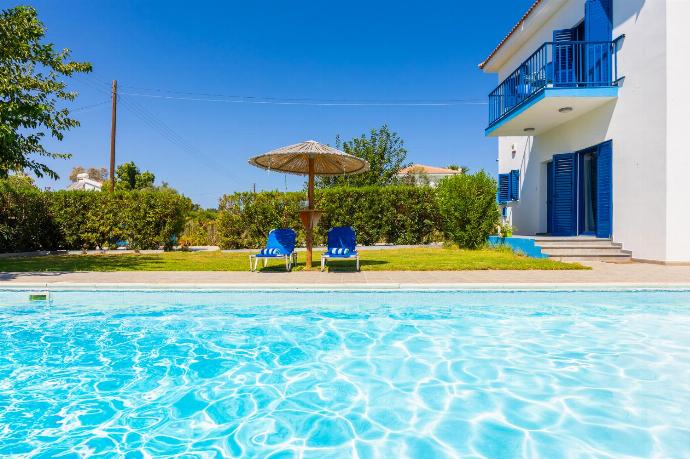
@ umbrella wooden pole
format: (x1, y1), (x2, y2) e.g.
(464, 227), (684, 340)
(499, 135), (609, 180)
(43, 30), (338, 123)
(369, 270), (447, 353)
(306, 157), (315, 269)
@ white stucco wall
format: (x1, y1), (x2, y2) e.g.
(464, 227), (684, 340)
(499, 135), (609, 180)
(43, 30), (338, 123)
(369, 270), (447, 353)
(497, 1), (589, 82)
(493, 0), (684, 261)
(665, 0), (690, 262)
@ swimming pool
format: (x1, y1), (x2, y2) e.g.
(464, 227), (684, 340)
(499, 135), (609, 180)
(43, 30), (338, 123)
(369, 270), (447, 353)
(1, 289), (689, 458)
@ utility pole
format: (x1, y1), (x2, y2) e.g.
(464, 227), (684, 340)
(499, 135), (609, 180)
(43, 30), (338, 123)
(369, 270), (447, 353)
(109, 80), (117, 191)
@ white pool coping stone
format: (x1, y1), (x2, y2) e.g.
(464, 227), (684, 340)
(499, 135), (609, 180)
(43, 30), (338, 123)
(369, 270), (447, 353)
(2, 282), (690, 291)
(2, 261), (690, 290)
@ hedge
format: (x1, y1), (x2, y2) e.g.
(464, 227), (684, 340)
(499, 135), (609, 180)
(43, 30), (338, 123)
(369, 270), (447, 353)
(315, 186), (440, 246)
(0, 179), (192, 252)
(1, 173), (500, 253)
(216, 177), (499, 250)
(216, 191), (304, 249)
(179, 209), (220, 247)
(216, 185), (441, 249)
(0, 179), (60, 252)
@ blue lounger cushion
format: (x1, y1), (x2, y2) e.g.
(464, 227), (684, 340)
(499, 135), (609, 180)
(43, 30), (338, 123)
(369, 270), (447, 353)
(257, 248), (282, 257)
(324, 226), (358, 258)
(255, 229), (296, 258)
(327, 247), (356, 258)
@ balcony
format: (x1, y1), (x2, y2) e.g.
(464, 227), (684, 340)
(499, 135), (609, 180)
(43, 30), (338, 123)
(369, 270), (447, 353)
(486, 39), (621, 137)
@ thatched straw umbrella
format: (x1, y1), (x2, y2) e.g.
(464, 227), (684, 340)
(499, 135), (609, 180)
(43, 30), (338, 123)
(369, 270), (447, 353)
(249, 140), (369, 269)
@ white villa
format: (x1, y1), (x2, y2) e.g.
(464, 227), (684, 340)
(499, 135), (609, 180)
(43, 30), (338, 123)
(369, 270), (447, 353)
(397, 164), (462, 187)
(66, 173), (102, 192)
(482, 0), (690, 263)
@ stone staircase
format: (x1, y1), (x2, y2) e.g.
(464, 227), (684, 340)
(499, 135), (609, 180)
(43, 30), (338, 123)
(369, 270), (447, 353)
(535, 237), (632, 263)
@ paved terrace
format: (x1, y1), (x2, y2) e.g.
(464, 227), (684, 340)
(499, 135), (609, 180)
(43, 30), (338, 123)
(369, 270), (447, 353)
(1, 262), (689, 288)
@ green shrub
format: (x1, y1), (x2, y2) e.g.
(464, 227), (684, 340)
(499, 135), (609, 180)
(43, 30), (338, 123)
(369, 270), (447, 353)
(0, 179), (192, 252)
(436, 172), (501, 249)
(315, 186), (439, 246)
(216, 186), (440, 249)
(180, 208), (220, 246)
(217, 192), (303, 249)
(0, 177), (60, 252)
(50, 190), (103, 249)
(122, 189), (192, 250)
(1, 177), (501, 253)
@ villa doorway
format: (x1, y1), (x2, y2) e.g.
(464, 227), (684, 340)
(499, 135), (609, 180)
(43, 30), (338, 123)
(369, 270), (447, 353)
(546, 140), (612, 238)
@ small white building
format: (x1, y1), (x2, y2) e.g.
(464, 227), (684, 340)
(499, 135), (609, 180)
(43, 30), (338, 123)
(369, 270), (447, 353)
(66, 173), (103, 191)
(481, 0), (690, 263)
(397, 164), (462, 187)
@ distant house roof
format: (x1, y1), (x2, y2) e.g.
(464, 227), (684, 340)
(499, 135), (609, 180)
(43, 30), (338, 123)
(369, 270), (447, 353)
(66, 174), (103, 191)
(398, 164), (462, 175)
(479, 0), (543, 70)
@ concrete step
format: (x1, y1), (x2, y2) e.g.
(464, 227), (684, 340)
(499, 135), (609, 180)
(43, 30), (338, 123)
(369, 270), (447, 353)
(533, 237), (632, 262)
(539, 243), (623, 250)
(535, 236), (604, 241)
(542, 247), (627, 256)
(548, 254), (632, 263)
(535, 239), (620, 248)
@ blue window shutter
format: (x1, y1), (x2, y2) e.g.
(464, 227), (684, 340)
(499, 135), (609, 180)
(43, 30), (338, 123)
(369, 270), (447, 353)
(553, 28), (576, 86)
(552, 153), (578, 236)
(585, 0), (613, 85)
(596, 141), (613, 238)
(497, 174), (510, 203)
(585, 0), (612, 42)
(509, 170), (520, 201)
(547, 161), (555, 234)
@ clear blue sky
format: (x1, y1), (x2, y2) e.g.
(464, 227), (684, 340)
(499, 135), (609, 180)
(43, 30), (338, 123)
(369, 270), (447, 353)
(24, 0), (534, 207)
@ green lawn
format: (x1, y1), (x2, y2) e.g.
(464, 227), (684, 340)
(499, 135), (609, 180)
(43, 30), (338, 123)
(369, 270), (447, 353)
(0, 247), (586, 272)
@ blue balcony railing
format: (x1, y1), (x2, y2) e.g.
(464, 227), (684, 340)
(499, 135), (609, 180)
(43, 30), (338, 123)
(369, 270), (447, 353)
(488, 40), (620, 128)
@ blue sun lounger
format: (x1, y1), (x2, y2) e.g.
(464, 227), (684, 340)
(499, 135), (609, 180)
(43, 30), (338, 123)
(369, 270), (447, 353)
(321, 226), (360, 272)
(250, 228), (297, 272)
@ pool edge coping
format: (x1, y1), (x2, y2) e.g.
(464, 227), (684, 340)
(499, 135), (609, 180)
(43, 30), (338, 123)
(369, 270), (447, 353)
(2, 282), (690, 291)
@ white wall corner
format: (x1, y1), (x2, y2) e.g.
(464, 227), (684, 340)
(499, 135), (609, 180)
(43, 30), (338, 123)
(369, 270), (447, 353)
(665, 0), (690, 261)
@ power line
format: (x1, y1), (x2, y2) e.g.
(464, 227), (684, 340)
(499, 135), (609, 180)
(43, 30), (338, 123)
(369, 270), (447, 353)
(70, 100), (111, 112)
(75, 74), (252, 192)
(83, 77), (488, 106)
(117, 94), (245, 183)
(117, 90), (487, 106)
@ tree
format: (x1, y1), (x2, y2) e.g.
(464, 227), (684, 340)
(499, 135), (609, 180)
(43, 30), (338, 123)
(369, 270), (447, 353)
(317, 125), (409, 188)
(69, 166), (85, 182)
(136, 171), (155, 189)
(448, 164), (470, 174)
(69, 166), (107, 182)
(0, 6), (92, 179)
(1, 173), (36, 190)
(115, 161), (155, 190)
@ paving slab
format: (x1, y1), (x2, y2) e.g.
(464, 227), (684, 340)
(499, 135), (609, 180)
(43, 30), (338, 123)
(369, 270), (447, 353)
(1, 262), (689, 289)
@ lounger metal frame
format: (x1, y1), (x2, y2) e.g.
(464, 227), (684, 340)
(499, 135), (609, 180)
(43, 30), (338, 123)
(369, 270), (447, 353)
(250, 252), (298, 272)
(320, 253), (360, 272)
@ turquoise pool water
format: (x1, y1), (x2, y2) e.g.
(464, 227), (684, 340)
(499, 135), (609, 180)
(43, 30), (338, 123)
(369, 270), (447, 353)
(1, 289), (690, 458)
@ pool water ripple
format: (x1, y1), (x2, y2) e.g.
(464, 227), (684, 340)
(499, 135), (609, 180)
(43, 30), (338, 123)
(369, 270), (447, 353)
(1, 289), (690, 458)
